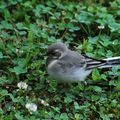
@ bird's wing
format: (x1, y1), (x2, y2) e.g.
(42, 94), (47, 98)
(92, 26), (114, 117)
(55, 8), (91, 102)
(59, 50), (106, 70)
(59, 50), (86, 69)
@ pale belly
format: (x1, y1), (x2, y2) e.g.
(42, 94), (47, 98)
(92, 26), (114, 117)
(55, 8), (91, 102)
(47, 60), (92, 82)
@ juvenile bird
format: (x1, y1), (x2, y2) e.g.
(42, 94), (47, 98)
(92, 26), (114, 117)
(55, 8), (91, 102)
(46, 42), (120, 83)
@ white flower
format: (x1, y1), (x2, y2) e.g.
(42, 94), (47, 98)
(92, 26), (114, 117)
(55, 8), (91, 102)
(17, 81), (28, 90)
(15, 49), (23, 53)
(16, 49), (19, 53)
(25, 103), (37, 113)
(41, 99), (49, 106)
(41, 99), (45, 104)
(98, 25), (105, 29)
(112, 41), (115, 45)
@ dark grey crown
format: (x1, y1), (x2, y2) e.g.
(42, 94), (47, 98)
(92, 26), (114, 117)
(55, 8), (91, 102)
(47, 42), (67, 54)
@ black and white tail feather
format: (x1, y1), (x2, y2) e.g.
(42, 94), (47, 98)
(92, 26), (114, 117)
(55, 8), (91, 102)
(85, 56), (120, 70)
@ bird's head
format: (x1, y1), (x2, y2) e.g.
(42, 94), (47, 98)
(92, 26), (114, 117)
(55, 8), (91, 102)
(47, 42), (68, 59)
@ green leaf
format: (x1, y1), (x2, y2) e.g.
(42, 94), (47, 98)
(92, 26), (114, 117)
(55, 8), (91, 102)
(75, 11), (94, 25)
(0, 52), (3, 58)
(1, 21), (13, 30)
(8, 93), (18, 102)
(91, 95), (99, 101)
(60, 113), (68, 120)
(0, 89), (8, 96)
(111, 99), (117, 107)
(93, 86), (102, 92)
(0, 108), (3, 114)
(88, 36), (99, 44)
(4, 9), (10, 20)
(92, 69), (101, 81)
(74, 102), (80, 110)
(64, 94), (73, 103)
(0, 76), (10, 85)
(15, 112), (25, 120)
(115, 79), (120, 90)
(9, 66), (27, 75)
(16, 23), (28, 30)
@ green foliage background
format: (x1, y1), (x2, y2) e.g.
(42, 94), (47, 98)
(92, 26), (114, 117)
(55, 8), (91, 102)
(0, 0), (120, 119)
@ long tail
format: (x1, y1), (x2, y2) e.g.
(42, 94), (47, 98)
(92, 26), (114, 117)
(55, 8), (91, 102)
(99, 57), (120, 68)
(85, 56), (120, 70)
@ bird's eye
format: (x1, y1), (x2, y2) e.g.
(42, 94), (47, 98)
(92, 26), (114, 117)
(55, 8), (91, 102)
(47, 50), (61, 59)
(53, 51), (61, 56)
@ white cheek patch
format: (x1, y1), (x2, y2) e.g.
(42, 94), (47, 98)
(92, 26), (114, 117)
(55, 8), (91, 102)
(55, 49), (60, 52)
(52, 56), (58, 59)
(54, 49), (62, 54)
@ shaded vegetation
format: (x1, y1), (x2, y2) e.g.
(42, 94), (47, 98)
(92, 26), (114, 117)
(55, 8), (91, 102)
(0, 0), (120, 119)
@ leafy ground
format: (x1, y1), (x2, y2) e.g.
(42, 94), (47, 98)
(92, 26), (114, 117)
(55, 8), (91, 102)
(0, 0), (120, 120)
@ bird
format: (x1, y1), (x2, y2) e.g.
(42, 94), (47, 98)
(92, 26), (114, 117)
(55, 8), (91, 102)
(46, 42), (120, 83)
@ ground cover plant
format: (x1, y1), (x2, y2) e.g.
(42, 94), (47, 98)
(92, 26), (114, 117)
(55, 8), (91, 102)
(0, 0), (120, 119)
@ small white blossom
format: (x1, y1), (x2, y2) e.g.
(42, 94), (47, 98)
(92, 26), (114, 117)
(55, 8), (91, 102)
(17, 81), (28, 90)
(41, 99), (45, 104)
(25, 103), (37, 113)
(112, 41), (115, 45)
(98, 25), (105, 29)
(16, 49), (19, 53)
(16, 49), (23, 53)
(26, 96), (29, 99)
(41, 99), (49, 106)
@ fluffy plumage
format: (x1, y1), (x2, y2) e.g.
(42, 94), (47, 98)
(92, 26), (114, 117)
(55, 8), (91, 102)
(46, 42), (120, 82)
